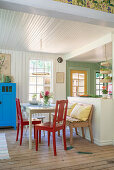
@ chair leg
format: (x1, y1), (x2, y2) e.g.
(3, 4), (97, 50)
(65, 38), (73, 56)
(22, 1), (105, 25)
(43, 130), (45, 136)
(81, 127), (85, 138)
(16, 123), (19, 141)
(39, 130), (41, 144)
(75, 128), (78, 135)
(42, 119), (45, 136)
(70, 126), (73, 146)
(58, 130), (60, 137)
(34, 125), (35, 139)
(25, 125), (28, 134)
(48, 131), (50, 146)
(53, 131), (57, 156)
(20, 125), (23, 145)
(63, 128), (67, 150)
(89, 126), (93, 143)
(35, 129), (38, 151)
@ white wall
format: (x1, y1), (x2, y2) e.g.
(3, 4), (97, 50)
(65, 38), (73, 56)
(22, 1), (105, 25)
(68, 97), (114, 146)
(112, 34), (114, 145)
(0, 48), (66, 102)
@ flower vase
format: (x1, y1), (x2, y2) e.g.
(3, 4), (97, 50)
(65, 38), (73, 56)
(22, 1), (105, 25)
(102, 94), (108, 99)
(43, 97), (49, 106)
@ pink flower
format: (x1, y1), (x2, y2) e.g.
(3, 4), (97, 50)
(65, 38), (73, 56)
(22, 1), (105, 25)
(40, 93), (43, 98)
(45, 91), (49, 96)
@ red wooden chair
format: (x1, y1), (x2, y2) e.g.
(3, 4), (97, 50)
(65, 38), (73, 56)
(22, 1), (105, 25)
(35, 100), (68, 156)
(16, 98), (41, 145)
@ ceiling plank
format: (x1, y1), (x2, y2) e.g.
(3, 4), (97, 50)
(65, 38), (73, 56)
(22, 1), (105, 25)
(0, 9), (113, 54)
(64, 33), (112, 60)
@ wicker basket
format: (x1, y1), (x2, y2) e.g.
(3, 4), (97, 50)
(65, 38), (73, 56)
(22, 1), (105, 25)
(100, 70), (111, 74)
(100, 79), (112, 83)
(101, 61), (110, 67)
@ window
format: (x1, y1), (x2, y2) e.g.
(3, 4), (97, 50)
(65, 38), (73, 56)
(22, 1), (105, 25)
(70, 70), (87, 96)
(29, 60), (53, 101)
(96, 72), (103, 96)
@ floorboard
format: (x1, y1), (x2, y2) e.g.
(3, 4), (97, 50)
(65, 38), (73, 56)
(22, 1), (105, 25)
(0, 128), (114, 170)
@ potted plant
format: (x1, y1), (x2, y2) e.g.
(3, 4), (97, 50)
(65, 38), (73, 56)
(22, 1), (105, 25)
(0, 55), (5, 82)
(102, 86), (108, 99)
(100, 76), (112, 83)
(32, 94), (37, 102)
(100, 68), (111, 74)
(104, 76), (112, 80)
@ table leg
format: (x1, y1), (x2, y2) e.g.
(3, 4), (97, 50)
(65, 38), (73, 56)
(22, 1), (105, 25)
(49, 113), (51, 122)
(29, 112), (32, 149)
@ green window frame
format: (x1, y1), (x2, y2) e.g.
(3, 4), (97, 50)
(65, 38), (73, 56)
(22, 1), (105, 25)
(96, 72), (103, 96)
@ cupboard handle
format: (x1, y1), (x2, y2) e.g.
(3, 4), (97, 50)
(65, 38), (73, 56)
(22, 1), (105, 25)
(0, 101), (2, 104)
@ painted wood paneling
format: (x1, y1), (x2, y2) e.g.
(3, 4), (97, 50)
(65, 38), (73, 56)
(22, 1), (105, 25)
(68, 96), (113, 146)
(66, 61), (100, 97)
(0, 9), (113, 54)
(0, 48), (66, 102)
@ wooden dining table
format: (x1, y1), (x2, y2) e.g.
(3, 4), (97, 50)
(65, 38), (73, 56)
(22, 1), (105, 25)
(22, 103), (55, 149)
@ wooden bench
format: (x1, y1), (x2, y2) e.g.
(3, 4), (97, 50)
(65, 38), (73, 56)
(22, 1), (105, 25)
(66, 104), (93, 145)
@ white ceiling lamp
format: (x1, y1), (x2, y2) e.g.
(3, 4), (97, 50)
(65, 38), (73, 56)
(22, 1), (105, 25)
(32, 38), (50, 76)
(32, 72), (50, 76)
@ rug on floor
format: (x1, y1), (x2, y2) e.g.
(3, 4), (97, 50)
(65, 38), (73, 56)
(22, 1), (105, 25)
(0, 133), (10, 159)
(77, 151), (93, 154)
(67, 146), (74, 150)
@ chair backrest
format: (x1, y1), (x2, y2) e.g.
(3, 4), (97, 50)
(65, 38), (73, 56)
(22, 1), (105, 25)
(75, 103), (93, 124)
(16, 98), (23, 123)
(78, 103), (93, 124)
(53, 100), (68, 129)
(88, 105), (93, 125)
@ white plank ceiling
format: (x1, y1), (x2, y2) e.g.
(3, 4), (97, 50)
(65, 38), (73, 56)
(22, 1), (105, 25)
(69, 43), (112, 62)
(0, 8), (113, 54)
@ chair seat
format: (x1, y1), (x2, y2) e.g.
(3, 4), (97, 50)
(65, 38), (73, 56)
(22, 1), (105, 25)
(32, 118), (41, 124)
(35, 122), (63, 131)
(66, 116), (84, 122)
(21, 118), (41, 125)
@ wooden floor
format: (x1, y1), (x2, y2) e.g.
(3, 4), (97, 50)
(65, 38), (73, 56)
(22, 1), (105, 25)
(0, 128), (114, 170)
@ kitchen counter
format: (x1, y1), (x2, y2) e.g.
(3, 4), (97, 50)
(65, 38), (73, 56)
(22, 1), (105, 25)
(68, 97), (114, 146)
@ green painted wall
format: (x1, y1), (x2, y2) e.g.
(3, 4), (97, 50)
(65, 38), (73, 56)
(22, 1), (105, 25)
(66, 61), (100, 97)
